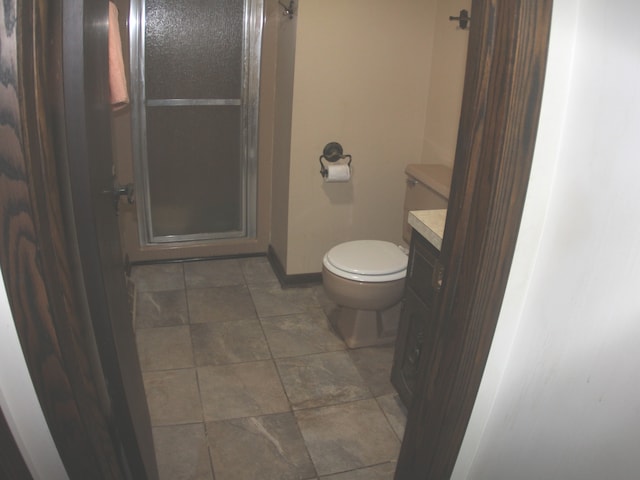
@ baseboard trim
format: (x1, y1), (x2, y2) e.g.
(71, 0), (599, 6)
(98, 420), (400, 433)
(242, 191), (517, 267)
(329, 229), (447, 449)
(267, 246), (322, 288)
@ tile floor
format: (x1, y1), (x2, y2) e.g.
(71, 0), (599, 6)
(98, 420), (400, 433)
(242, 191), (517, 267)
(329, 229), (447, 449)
(130, 256), (406, 480)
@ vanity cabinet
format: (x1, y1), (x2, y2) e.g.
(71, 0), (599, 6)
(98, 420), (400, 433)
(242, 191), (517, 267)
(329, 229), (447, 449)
(391, 229), (441, 408)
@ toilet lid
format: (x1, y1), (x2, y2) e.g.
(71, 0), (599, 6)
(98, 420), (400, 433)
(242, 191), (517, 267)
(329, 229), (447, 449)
(323, 240), (407, 282)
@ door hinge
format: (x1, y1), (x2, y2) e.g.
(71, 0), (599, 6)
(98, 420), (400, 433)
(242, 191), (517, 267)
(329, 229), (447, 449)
(432, 259), (444, 293)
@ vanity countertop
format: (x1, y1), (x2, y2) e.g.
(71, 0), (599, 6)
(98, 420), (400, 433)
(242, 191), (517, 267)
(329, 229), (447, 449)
(408, 209), (447, 250)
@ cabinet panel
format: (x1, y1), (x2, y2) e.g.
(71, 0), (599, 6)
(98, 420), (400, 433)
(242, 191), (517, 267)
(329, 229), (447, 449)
(392, 229), (441, 408)
(392, 289), (432, 407)
(407, 232), (440, 307)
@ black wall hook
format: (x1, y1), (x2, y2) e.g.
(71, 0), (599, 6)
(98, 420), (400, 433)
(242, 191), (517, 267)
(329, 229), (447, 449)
(449, 9), (471, 29)
(279, 0), (295, 19)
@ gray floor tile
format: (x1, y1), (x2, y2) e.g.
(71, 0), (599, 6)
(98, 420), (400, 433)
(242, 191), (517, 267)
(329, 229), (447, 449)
(153, 424), (213, 480)
(191, 319), (271, 366)
(187, 285), (257, 324)
(261, 309), (345, 358)
(240, 256), (279, 285)
(313, 285), (336, 312)
(295, 399), (400, 476)
(134, 259), (402, 478)
(207, 413), (316, 480)
(276, 351), (370, 410)
(249, 284), (322, 317)
(376, 394), (407, 441)
(347, 346), (395, 397)
(136, 326), (194, 372)
(184, 259), (245, 288)
(131, 263), (184, 292)
(319, 462), (396, 480)
(136, 289), (189, 329)
(143, 369), (203, 426)
(198, 361), (289, 421)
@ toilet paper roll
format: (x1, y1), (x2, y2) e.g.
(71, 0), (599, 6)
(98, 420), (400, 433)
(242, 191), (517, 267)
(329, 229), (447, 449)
(324, 164), (351, 182)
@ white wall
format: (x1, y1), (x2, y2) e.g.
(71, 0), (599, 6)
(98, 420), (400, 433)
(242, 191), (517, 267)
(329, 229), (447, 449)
(453, 1), (640, 478)
(0, 273), (69, 480)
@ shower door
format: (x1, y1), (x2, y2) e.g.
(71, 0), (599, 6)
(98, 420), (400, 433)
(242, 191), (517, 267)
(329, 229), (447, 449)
(130, 0), (262, 244)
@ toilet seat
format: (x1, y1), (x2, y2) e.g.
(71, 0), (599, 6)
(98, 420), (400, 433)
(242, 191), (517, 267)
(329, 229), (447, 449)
(323, 240), (408, 282)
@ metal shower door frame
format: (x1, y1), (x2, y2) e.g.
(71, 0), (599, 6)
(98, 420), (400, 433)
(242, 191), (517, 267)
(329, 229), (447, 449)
(129, 0), (263, 245)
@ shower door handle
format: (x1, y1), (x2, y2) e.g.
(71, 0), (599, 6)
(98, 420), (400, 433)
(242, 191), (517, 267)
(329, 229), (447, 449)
(111, 182), (135, 214)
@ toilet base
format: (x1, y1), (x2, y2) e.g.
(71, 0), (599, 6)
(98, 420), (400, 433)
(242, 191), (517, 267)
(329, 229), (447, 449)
(328, 302), (402, 349)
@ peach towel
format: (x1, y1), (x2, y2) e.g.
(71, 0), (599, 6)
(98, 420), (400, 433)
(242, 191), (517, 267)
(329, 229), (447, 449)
(109, 1), (129, 109)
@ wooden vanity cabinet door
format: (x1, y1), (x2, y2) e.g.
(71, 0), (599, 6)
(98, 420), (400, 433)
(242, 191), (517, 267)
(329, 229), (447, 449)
(391, 231), (440, 408)
(406, 232), (440, 305)
(391, 289), (432, 407)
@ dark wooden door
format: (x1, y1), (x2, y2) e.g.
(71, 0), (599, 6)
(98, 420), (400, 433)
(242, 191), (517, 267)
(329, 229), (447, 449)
(61, 0), (157, 478)
(392, 232), (441, 408)
(394, 1), (553, 478)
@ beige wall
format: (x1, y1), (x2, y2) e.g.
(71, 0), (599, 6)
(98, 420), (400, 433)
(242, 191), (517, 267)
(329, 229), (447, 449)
(269, 0), (297, 270)
(421, 0), (471, 168)
(275, 0), (439, 274)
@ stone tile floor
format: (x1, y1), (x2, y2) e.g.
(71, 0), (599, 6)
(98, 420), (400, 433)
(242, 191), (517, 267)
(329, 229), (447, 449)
(130, 256), (406, 480)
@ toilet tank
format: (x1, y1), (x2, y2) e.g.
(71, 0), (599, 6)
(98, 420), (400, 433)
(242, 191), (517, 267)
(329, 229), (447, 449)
(403, 164), (452, 243)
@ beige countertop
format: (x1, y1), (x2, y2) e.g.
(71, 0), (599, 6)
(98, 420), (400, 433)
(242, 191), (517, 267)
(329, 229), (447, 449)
(408, 209), (447, 250)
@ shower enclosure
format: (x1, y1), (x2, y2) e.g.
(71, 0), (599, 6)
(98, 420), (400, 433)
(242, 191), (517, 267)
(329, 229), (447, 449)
(130, 0), (263, 245)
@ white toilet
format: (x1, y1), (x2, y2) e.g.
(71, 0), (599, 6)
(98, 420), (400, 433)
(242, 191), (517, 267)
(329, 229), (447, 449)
(322, 164), (452, 348)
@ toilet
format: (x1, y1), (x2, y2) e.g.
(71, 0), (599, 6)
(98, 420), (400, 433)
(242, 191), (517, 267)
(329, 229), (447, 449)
(322, 164), (452, 348)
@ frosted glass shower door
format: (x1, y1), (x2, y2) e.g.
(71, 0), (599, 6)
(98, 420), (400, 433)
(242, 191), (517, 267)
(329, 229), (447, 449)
(131, 0), (262, 243)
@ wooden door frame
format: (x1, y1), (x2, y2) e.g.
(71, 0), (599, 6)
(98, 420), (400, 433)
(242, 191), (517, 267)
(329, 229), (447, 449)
(0, 0), (552, 479)
(0, 0), (143, 478)
(396, 0), (553, 478)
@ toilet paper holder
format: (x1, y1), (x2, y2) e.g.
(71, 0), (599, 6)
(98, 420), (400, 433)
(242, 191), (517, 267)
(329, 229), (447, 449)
(319, 142), (352, 179)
